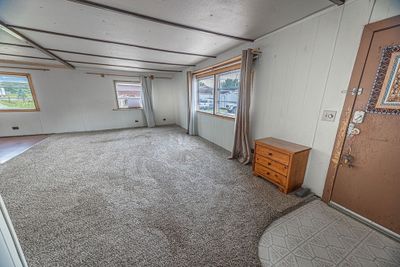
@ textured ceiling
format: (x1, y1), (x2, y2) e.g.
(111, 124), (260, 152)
(0, 0), (334, 73)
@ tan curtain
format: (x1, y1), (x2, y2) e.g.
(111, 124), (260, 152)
(230, 49), (254, 164)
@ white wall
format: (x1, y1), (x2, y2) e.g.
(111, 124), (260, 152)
(0, 68), (176, 137)
(173, 0), (400, 196)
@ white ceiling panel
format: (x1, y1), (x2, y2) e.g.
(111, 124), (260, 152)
(0, 39), (186, 71)
(52, 52), (183, 71)
(9, 30), (204, 65)
(0, 55), (58, 65)
(0, 44), (52, 58)
(0, 31), (27, 45)
(0, 0), (242, 56)
(74, 0), (334, 39)
(0, 0), (334, 71)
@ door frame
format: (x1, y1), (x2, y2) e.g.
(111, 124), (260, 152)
(322, 15), (400, 203)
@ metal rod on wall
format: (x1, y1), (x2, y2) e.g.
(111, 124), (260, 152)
(71, 60), (181, 72)
(86, 72), (172, 79)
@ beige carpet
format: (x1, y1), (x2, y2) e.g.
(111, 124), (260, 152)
(0, 126), (306, 266)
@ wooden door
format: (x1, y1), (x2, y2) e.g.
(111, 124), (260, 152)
(327, 16), (400, 235)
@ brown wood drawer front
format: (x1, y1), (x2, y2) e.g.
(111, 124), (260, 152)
(254, 163), (287, 186)
(256, 145), (290, 165)
(255, 155), (288, 176)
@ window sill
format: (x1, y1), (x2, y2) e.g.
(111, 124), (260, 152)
(0, 109), (40, 112)
(112, 108), (143, 111)
(196, 110), (235, 120)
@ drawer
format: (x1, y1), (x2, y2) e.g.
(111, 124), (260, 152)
(256, 145), (290, 165)
(255, 155), (288, 176)
(254, 163), (286, 186)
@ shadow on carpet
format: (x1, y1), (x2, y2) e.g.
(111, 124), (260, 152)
(0, 126), (307, 266)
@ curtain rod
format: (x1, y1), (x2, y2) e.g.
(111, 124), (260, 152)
(86, 72), (172, 79)
(193, 48), (262, 75)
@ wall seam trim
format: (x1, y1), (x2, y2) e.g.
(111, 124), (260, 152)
(310, 5), (345, 149)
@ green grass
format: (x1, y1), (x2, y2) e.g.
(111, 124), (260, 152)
(0, 99), (36, 109)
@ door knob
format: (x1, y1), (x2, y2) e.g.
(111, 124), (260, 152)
(342, 154), (354, 168)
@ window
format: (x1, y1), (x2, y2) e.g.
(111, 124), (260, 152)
(114, 81), (142, 109)
(197, 76), (214, 114)
(0, 72), (39, 111)
(216, 69), (240, 117)
(196, 67), (240, 118)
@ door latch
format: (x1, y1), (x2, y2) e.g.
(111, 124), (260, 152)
(341, 88), (363, 95)
(342, 153), (354, 168)
(352, 111), (365, 124)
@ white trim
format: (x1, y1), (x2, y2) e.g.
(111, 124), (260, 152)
(0, 195), (28, 267)
(329, 201), (400, 242)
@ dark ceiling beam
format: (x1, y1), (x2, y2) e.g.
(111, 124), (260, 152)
(0, 52), (55, 61)
(0, 59), (66, 68)
(0, 65), (50, 71)
(0, 42), (32, 48)
(7, 24), (217, 58)
(0, 20), (75, 69)
(0, 42), (196, 67)
(66, 0), (253, 42)
(50, 48), (195, 67)
(69, 60), (182, 72)
(0, 52), (182, 72)
(328, 0), (345, 5)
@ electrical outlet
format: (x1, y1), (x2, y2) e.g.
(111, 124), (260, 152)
(12, 126), (19, 130)
(322, 110), (337, 122)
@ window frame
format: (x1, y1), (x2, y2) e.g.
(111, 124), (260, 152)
(113, 80), (143, 110)
(0, 72), (40, 112)
(195, 63), (241, 119)
(196, 75), (215, 115)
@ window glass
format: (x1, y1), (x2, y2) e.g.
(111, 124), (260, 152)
(197, 76), (214, 114)
(216, 70), (240, 117)
(0, 73), (38, 111)
(114, 81), (142, 109)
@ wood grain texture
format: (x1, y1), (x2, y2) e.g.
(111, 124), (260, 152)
(322, 15), (400, 203)
(0, 135), (48, 164)
(253, 137), (311, 194)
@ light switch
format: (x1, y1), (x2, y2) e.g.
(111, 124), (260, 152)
(322, 110), (337, 122)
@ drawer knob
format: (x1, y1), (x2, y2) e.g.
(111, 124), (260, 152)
(268, 163), (271, 165)
(268, 153), (272, 156)
(267, 172), (270, 175)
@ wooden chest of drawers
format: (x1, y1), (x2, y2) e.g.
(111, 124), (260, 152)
(252, 137), (311, 194)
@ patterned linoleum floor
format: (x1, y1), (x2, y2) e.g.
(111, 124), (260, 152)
(258, 200), (400, 266)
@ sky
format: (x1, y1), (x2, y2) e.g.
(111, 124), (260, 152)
(0, 75), (29, 83)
